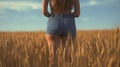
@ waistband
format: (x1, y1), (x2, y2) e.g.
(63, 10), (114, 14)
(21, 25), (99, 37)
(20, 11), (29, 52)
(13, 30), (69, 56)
(51, 13), (73, 17)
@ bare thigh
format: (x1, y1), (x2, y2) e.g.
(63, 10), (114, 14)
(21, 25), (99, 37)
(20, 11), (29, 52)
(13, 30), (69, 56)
(46, 34), (61, 48)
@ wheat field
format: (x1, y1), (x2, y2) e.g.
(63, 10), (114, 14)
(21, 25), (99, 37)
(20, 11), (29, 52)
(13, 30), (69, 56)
(0, 28), (120, 67)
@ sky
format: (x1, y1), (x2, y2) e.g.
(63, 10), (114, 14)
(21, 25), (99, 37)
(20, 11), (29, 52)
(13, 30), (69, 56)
(0, 0), (120, 31)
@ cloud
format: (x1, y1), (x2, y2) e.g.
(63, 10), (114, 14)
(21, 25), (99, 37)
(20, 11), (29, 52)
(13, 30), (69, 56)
(0, 10), (6, 14)
(81, 17), (90, 21)
(81, 0), (119, 8)
(0, 0), (119, 13)
(81, 0), (98, 7)
(0, 1), (42, 12)
(80, 17), (91, 22)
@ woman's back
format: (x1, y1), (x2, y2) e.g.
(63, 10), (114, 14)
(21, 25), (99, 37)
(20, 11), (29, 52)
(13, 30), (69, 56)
(50, 0), (74, 13)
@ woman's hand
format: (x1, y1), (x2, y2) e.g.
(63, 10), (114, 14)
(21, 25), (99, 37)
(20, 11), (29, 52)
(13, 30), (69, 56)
(72, 11), (80, 17)
(43, 11), (51, 17)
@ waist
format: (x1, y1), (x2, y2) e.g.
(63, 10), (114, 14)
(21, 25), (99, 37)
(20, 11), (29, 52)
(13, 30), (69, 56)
(51, 9), (72, 14)
(51, 13), (73, 18)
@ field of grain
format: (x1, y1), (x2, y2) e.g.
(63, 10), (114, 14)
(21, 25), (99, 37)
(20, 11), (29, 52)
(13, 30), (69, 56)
(0, 28), (120, 67)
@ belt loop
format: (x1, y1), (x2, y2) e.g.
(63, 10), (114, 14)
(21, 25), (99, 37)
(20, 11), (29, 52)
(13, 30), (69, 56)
(60, 14), (62, 17)
(62, 14), (64, 18)
(52, 13), (54, 18)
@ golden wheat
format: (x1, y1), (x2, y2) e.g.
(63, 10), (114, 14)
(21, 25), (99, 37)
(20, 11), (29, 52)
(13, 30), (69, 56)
(0, 29), (120, 67)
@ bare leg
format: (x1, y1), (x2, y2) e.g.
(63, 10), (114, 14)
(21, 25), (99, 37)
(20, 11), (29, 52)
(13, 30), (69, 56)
(46, 34), (61, 67)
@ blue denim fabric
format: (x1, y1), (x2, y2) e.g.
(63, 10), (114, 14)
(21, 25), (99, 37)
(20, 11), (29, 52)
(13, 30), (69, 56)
(46, 13), (76, 38)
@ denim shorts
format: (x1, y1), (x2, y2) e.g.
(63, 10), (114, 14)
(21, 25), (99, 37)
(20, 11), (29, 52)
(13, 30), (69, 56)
(46, 13), (76, 38)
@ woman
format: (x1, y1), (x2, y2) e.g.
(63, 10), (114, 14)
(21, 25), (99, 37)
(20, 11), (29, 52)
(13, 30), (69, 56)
(42, 0), (80, 66)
